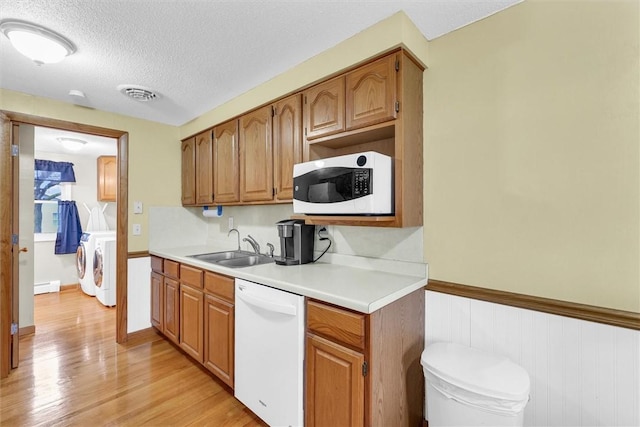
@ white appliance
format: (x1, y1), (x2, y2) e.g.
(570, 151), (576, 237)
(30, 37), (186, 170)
(93, 236), (117, 307)
(234, 278), (305, 427)
(293, 151), (393, 215)
(76, 231), (116, 296)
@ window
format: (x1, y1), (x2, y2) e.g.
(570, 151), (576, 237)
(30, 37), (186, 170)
(33, 160), (76, 240)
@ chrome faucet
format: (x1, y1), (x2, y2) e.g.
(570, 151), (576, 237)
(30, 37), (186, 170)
(243, 235), (260, 254)
(228, 228), (240, 250)
(266, 243), (275, 257)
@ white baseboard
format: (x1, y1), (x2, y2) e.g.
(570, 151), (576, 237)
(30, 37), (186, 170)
(34, 280), (61, 295)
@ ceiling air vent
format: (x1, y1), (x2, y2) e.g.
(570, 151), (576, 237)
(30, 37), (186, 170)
(117, 84), (159, 102)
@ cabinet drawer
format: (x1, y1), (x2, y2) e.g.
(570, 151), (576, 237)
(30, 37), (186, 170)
(163, 260), (179, 279)
(180, 265), (203, 289)
(307, 300), (366, 350)
(150, 256), (163, 273)
(204, 272), (234, 303)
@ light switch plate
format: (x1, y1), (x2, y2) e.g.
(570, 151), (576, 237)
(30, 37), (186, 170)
(133, 201), (143, 214)
(133, 224), (141, 235)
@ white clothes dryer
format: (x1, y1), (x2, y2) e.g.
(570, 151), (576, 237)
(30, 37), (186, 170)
(93, 236), (117, 307)
(76, 231), (116, 296)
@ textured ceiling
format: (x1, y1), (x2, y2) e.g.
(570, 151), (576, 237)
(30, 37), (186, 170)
(0, 0), (521, 127)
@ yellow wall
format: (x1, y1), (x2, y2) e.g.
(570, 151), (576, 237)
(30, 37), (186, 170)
(423, 0), (639, 312)
(0, 89), (181, 252)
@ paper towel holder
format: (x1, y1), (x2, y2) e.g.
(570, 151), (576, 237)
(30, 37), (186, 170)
(202, 206), (223, 217)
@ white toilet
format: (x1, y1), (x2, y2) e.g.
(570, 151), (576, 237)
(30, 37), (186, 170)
(421, 342), (530, 427)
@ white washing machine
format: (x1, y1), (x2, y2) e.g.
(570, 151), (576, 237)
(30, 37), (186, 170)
(76, 231), (116, 296)
(93, 236), (117, 307)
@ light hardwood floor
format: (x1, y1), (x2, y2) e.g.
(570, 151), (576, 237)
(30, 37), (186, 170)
(0, 289), (266, 427)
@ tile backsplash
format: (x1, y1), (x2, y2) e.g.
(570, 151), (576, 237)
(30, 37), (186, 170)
(149, 205), (423, 263)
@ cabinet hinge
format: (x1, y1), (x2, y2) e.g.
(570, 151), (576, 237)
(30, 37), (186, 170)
(395, 101), (400, 113)
(10, 323), (18, 335)
(362, 361), (368, 377)
(11, 144), (19, 156)
(12, 234), (18, 245)
(395, 59), (400, 72)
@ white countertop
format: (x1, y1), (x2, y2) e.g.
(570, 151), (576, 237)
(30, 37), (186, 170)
(150, 245), (427, 314)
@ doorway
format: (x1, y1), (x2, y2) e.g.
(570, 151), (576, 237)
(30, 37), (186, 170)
(30, 125), (118, 312)
(1, 111), (129, 378)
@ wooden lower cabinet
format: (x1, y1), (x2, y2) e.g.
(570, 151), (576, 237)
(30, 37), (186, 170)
(306, 289), (425, 427)
(204, 293), (234, 387)
(306, 333), (365, 427)
(163, 277), (180, 345)
(180, 284), (204, 363)
(150, 271), (163, 330)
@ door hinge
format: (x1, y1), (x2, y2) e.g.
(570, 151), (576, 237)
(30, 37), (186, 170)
(395, 101), (400, 113)
(362, 361), (368, 377)
(11, 144), (19, 156)
(395, 59), (400, 72)
(12, 234), (18, 245)
(10, 323), (18, 335)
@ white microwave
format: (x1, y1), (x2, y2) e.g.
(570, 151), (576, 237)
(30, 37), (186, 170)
(293, 151), (394, 215)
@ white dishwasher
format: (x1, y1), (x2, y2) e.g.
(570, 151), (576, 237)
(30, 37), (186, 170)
(234, 278), (305, 427)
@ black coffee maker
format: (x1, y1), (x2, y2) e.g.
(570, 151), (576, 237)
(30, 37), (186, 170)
(274, 219), (315, 265)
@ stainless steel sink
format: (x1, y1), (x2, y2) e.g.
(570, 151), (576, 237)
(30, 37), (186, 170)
(215, 254), (274, 268)
(187, 250), (274, 268)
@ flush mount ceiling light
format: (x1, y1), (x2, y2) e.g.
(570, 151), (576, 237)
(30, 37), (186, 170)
(0, 20), (76, 65)
(117, 84), (159, 102)
(57, 137), (87, 151)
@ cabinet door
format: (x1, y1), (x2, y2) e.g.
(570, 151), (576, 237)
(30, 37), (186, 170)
(204, 293), (234, 388)
(97, 156), (117, 202)
(240, 106), (273, 202)
(181, 138), (196, 206)
(195, 130), (214, 205)
(150, 272), (164, 330)
(306, 333), (364, 427)
(180, 284), (204, 363)
(304, 76), (345, 140)
(163, 277), (180, 344)
(213, 120), (240, 203)
(273, 94), (302, 201)
(345, 54), (397, 131)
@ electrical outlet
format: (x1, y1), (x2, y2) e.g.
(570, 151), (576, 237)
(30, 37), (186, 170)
(133, 224), (141, 235)
(228, 217), (234, 230)
(133, 201), (143, 214)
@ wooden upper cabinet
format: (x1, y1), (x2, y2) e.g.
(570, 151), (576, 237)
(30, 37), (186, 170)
(195, 130), (214, 205)
(304, 76), (345, 140)
(213, 120), (240, 203)
(97, 156), (117, 202)
(273, 94), (302, 201)
(240, 106), (273, 202)
(181, 137), (196, 206)
(345, 54), (397, 131)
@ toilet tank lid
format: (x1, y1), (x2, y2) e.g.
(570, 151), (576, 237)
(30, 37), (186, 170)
(421, 342), (530, 401)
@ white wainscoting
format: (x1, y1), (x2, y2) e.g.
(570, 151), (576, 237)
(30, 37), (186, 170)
(425, 291), (640, 427)
(127, 257), (151, 333)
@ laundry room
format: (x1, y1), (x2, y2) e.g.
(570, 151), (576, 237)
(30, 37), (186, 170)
(30, 126), (117, 299)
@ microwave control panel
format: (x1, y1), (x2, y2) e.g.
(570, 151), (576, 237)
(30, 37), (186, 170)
(353, 170), (371, 196)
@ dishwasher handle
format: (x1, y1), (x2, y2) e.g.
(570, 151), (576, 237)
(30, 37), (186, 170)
(237, 288), (297, 316)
